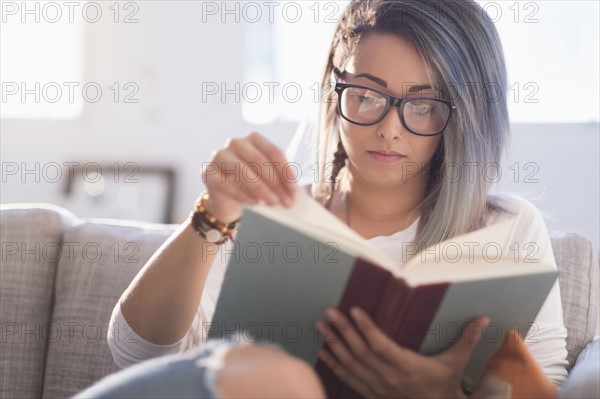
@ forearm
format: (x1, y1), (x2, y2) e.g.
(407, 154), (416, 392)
(120, 218), (219, 345)
(117, 131), (294, 346)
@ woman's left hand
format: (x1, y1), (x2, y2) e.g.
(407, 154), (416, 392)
(315, 307), (489, 399)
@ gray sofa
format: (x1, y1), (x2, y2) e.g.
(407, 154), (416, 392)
(1, 203), (598, 398)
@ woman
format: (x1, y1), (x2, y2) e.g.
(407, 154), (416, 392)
(77, 0), (568, 397)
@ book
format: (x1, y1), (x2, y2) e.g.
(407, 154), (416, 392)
(206, 188), (558, 398)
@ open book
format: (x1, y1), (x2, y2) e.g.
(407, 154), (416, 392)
(206, 188), (558, 397)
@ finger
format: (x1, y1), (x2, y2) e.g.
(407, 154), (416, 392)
(317, 348), (380, 399)
(435, 316), (490, 370)
(228, 137), (292, 205)
(329, 307), (403, 375)
(349, 307), (421, 368)
(211, 151), (279, 206)
(315, 318), (342, 345)
(315, 319), (379, 384)
(203, 156), (258, 206)
(247, 132), (298, 196)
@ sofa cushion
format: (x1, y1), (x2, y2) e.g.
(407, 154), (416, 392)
(558, 337), (600, 398)
(552, 231), (599, 370)
(0, 204), (75, 399)
(41, 219), (176, 399)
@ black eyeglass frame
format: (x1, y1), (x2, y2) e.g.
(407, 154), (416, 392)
(333, 81), (457, 137)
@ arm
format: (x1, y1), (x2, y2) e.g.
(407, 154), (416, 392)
(107, 242), (224, 368)
(118, 220), (223, 346)
(489, 193), (568, 385)
(107, 132), (297, 365)
(513, 196), (568, 386)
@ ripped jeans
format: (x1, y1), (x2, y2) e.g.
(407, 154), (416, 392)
(73, 339), (284, 399)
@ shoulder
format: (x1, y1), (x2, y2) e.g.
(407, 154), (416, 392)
(486, 192), (556, 265)
(486, 192), (546, 227)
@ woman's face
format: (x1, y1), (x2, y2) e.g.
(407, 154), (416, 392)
(338, 33), (444, 189)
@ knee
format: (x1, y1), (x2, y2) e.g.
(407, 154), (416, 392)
(215, 344), (325, 398)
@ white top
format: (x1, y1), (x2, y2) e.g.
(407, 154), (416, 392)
(107, 192), (569, 386)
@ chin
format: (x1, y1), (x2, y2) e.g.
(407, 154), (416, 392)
(353, 167), (408, 188)
(353, 159), (426, 188)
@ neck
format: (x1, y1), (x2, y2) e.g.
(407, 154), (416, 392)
(344, 165), (428, 228)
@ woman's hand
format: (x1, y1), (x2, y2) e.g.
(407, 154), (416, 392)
(201, 131), (298, 223)
(316, 307), (490, 399)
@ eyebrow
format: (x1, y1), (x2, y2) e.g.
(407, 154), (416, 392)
(354, 73), (434, 93)
(355, 73), (388, 87)
(407, 84), (434, 93)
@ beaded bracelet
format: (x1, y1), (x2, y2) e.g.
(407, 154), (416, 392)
(190, 191), (240, 245)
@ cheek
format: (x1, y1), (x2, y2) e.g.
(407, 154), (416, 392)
(338, 118), (442, 166)
(338, 120), (366, 154)
(414, 136), (442, 162)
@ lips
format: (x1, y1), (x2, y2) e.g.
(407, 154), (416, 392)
(368, 150), (405, 164)
(370, 150), (404, 156)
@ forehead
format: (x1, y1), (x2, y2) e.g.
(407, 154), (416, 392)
(344, 33), (435, 93)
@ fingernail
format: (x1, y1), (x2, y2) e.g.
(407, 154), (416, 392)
(350, 307), (362, 321)
(325, 308), (337, 322)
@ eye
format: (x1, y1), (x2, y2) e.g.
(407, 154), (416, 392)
(357, 94), (377, 104)
(346, 87), (384, 106)
(406, 101), (436, 115)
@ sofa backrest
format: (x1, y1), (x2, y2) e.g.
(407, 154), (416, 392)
(552, 231), (600, 369)
(1, 204), (598, 398)
(1, 205), (75, 399)
(40, 217), (176, 398)
(1, 204), (175, 399)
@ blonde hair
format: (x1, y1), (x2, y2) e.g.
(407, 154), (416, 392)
(312, 0), (513, 258)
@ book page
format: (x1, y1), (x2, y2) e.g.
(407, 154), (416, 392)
(245, 188), (399, 270)
(399, 217), (555, 283)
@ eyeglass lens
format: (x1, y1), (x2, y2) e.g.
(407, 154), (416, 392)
(340, 86), (451, 135)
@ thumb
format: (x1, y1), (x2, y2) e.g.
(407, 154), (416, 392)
(436, 316), (490, 368)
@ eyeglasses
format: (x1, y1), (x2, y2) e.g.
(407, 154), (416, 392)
(333, 81), (456, 136)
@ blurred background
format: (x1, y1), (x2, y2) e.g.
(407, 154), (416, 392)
(1, 0), (598, 250)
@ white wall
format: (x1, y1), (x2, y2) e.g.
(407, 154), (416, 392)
(1, 2), (598, 251)
(494, 123), (599, 250)
(1, 2), (300, 221)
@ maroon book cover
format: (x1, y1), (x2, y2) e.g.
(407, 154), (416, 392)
(315, 257), (391, 398)
(375, 277), (413, 335)
(315, 256), (450, 399)
(393, 283), (449, 350)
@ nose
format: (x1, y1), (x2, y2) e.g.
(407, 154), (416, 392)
(376, 105), (406, 141)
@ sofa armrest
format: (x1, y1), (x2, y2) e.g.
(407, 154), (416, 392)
(558, 336), (600, 398)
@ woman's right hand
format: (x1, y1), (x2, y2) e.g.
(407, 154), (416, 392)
(201, 131), (299, 224)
